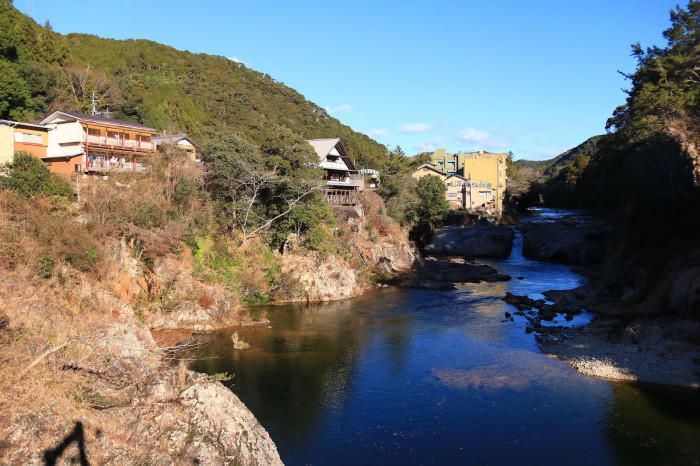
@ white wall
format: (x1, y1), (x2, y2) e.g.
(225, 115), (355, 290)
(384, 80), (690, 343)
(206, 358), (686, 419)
(46, 121), (84, 156)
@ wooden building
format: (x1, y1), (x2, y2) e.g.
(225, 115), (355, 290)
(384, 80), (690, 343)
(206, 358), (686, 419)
(40, 111), (158, 174)
(307, 138), (363, 207)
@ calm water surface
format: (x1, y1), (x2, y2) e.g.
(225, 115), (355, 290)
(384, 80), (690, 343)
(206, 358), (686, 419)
(189, 210), (700, 465)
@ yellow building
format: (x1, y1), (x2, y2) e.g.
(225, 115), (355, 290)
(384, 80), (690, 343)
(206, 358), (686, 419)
(411, 163), (447, 181)
(0, 119), (50, 165)
(154, 134), (198, 161)
(430, 149), (507, 215)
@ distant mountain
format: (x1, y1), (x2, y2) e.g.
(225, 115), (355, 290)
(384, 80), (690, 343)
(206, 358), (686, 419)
(514, 135), (604, 177)
(0, 1), (387, 168)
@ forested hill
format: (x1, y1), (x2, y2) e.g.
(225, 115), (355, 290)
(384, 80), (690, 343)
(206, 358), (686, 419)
(514, 135), (603, 176)
(0, 1), (387, 168)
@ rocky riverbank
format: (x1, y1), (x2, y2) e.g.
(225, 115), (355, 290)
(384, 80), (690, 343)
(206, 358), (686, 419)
(536, 316), (700, 388)
(0, 272), (282, 464)
(502, 210), (700, 388)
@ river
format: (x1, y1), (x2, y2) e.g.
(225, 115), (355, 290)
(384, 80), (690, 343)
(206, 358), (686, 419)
(188, 209), (700, 465)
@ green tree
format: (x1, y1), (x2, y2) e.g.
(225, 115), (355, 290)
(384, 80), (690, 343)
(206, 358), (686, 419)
(272, 192), (336, 251)
(1, 152), (72, 199)
(606, 1), (699, 141)
(407, 175), (448, 222)
(0, 61), (32, 119)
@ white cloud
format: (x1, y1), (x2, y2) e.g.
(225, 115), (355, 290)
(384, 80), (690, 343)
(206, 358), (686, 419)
(324, 104), (352, 114)
(227, 56), (246, 65)
(458, 128), (491, 144)
(369, 129), (388, 138)
(413, 136), (444, 153)
(398, 123), (431, 134)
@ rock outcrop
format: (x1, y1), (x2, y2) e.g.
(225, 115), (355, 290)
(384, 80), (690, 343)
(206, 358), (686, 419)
(0, 272), (282, 465)
(424, 223), (514, 258)
(277, 192), (418, 302)
(398, 256), (510, 290)
(519, 220), (609, 264)
(279, 252), (367, 302)
(180, 380), (283, 465)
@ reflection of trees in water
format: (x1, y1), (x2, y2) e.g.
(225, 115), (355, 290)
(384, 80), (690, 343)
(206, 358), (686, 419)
(604, 383), (700, 465)
(190, 299), (372, 446)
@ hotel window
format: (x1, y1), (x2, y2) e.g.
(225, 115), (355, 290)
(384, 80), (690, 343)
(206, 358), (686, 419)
(14, 131), (42, 144)
(88, 128), (100, 136)
(447, 193), (457, 198)
(107, 131), (119, 138)
(141, 135), (151, 142)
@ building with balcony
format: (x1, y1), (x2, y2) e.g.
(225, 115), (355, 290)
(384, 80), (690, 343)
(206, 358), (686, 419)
(40, 111), (158, 174)
(429, 149), (507, 215)
(410, 165), (497, 212)
(154, 134), (198, 161)
(307, 138), (362, 207)
(445, 174), (496, 211)
(0, 119), (50, 166)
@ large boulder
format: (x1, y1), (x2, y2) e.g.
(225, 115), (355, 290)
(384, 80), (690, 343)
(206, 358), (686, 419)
(520, 221), (608, 264)
(424, 223), (515, 258)
(397, 257), (510, 289)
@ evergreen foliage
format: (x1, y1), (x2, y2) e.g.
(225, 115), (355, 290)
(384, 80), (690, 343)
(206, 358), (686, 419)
(0, 1), (387, 170)
(407, 175), (449, 223)
(0, 151), (72, 199)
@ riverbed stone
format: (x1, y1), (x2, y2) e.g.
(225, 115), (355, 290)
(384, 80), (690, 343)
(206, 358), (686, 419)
(424, 223), (515, 258)
(519, 221), (609, 265)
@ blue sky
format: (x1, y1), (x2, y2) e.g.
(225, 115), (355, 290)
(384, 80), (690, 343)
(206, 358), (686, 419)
(18, 0), (682, 160)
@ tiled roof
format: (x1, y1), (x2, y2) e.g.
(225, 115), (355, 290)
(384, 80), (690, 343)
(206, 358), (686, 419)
(42, 111), (157, 132)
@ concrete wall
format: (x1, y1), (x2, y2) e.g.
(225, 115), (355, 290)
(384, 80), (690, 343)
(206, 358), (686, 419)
(14, 126), (48, 158)
(45, 158), (81, 175)
(0, 125), (12, 165)
(46, 120), (83, 156)
(445, 178), (466, 208)
(462, 154), (506, 214)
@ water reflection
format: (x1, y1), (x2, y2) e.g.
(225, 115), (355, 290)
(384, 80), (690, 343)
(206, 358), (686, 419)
(605, 383), (700, 465)
(187, 209), (700, 465)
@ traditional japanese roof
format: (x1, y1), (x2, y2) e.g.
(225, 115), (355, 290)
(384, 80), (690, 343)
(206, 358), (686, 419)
(413, 163), (446, 176)
(153, 134), (197, 147)
(446, 173), (468, 181)
(307, 138), (356, 171)
(40, 111), (157, 132)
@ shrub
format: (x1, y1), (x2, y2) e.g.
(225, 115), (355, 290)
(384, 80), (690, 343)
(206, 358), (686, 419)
(0, 152), (72, 199)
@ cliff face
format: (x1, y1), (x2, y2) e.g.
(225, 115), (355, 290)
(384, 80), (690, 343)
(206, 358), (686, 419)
(277, 193), (417, 302)
(0, 270), (282, 465)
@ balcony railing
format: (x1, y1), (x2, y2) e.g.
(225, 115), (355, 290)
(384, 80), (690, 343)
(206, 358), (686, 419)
(319, 160), (350, 171)
(88, 159), (148, 172)
(86, 134), (155, 151)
